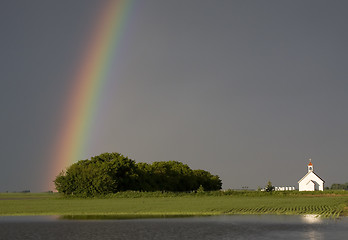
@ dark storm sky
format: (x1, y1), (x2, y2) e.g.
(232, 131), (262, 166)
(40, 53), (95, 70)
(1, 0), (347, 192)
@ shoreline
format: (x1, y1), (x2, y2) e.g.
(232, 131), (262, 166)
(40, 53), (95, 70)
(0, 212), (347, 220)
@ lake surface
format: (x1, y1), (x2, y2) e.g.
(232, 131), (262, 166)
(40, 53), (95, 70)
(0, 215), (347, 240)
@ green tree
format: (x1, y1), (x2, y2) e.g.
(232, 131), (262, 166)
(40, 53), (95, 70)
(192, 169), (222, 191)
(331, 183), (348, 190)
(136, 162), (155, 191)
(265, 181), (275, 192)
(150, 161), (194, 191)
(54, 152), (138, 196)
(54, 152), (223, 196)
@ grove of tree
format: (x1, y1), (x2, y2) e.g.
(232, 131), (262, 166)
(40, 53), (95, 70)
(330, 183), (348, 190)
(54, 152), (222, 196)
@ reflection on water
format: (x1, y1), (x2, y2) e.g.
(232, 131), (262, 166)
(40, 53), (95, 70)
(0, 215), (59, 222)
(60, 214), (197, 220)
(0, 215), (347, 240)
(301, 214), (322, 224)
(305, 230), (323, 240)
(301, 215), (324, 240)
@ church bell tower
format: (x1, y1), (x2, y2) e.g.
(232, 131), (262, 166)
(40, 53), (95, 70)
(308, 158), (313, 172)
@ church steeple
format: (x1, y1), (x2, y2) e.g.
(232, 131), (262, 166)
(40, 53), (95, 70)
(308, 158), (313, 172)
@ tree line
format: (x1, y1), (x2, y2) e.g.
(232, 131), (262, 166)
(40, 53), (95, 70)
(330, 182), (348, 190)
(54, 152), (222, 196)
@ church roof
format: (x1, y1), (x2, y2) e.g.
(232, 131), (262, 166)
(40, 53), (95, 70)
(298, 171), (325, 184)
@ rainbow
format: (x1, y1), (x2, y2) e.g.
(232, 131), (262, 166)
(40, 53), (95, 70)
(48, 0), (134, 189)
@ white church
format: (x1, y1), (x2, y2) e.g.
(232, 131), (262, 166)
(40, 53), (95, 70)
(298, 159), (325, 191)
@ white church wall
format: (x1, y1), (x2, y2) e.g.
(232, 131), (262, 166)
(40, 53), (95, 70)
(298, 173), (324, 191)
(299, 180), (314, 191)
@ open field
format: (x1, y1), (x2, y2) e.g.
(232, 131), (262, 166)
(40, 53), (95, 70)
(0, 191), (347, 218)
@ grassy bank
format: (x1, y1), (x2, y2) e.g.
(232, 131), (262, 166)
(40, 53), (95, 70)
(0, 191), (347, 218)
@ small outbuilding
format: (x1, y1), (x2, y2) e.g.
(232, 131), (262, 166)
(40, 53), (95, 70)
(298, 159), (325, 191)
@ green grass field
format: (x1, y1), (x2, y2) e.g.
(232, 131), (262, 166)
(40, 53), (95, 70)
(0, 191), (347, 218)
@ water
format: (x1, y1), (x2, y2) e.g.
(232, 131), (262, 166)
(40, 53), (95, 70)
(0, 215), (347, 240)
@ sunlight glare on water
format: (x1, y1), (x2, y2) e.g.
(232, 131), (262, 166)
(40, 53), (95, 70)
(301, 214), (323, 224)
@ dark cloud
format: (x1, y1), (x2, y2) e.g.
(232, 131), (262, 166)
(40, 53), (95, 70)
(1, 0), (347, 192)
